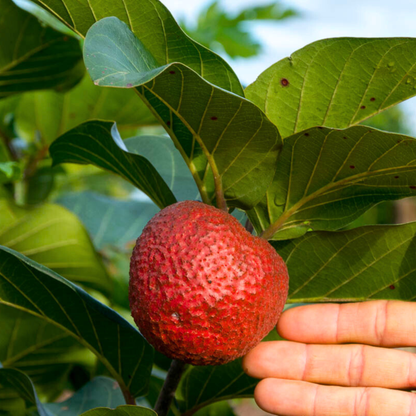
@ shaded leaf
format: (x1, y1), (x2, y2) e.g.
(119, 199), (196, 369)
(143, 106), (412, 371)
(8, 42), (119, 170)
(249, 126), (416, 240)
(84, 17), (281, 210)
(0, 198), (112, 295)
(80, 406), (156, 416)
(125, 135), (200, 202)
(246, 38), (416, 138)
(0, 0), (84, 98)
(0, 246), (153, 398)
(178, 359), (256, 416)
(50, 121), (176, 209)
(15, 74), (156, 144)
(57, 192), (159, 251)
(0, 304), (91, 402)
(194, 401), (235, 416)
(31, 0), (242, 95)
(45, 377), (125, 415)
(273, 223), (416, 302)
(0, 366), (50, 416)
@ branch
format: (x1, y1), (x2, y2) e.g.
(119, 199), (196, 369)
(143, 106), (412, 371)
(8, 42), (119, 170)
(154, 360), (187, 416)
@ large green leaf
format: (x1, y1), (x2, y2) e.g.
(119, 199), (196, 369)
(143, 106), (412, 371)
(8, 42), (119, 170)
(0, 366), (50, 416)
(45, 377), (125, 415)
(0, 0), (84, 98)
(15, 74), (156, 144)
(81, 406), (156, 416)
(125, 135), (200, 202)
(84, 17), (281, 210)
(30, 0), (242, 95)
(246, 38), (416, 138)
(177, 359), (256, 416)
(250, 126), (416, 240)
(0, 304), (90, 402)
(0, 198), (112, 295)
(273, 222), (416, 302)
(0, 246), (153, 398)
(49, 121), (177, 209)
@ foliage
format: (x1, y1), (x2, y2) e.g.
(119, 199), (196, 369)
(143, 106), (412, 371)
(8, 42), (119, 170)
(1, 0), (416, 415)
(180, 1), (297, 58)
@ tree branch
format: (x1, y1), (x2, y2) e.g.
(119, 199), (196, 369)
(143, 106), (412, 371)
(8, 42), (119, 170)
(154, 359), (187, 416)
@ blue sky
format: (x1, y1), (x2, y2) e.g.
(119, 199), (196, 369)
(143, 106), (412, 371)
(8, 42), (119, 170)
(163, 0), (416, 132)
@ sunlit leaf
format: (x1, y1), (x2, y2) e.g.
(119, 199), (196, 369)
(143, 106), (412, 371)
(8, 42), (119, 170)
(84, 17), (281, 209)
(0, 0), (84, 98)
(249, 126), (416, 240)
(0, 198), (112, 295)
(0, 246), (153, 398)
(0, 161), (22, 183)
(30, 0), (242, 95)
(274, 223), (416, 302)
(246, 38), (416, 138)
(50, 121), (177, 209)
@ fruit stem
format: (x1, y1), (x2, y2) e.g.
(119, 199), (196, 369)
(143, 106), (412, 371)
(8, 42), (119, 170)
(122, 388), (136, 405)
(154, 359), (187, 416)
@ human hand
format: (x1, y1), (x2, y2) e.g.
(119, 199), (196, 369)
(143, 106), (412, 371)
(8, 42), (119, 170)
(243, 300), (416, 416)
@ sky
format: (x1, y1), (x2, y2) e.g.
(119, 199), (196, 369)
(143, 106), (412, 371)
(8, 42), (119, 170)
(162, 0), (416, 133)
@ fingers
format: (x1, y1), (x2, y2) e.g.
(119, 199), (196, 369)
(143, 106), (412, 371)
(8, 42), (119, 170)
(243, 341), (416, 389)
(254, 379), (416, 416)
(278, 300), (416, 347)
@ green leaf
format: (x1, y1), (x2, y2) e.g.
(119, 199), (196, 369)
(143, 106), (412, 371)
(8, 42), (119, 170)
(14, 74), (156, 144)
(0, 0), (84, 98)
(0, 246), (154, 398)
(0, 304), (91, 402)
(0, 161), (22, 183)
(0, 198), (112, 295)
(177, 359), (256, 416)
(194, 401), (235, 416)
(49, 121), (177, 209)
(57, 192), (159, 250)
(246, 38), (416, 138)
(81, 406), (156, 416)
(250, 126), (416, 240)
(0, 366), (49, 416)
(80, 406), (156, 416)
(125, 135), (200, 202)
(31, 0), (242, 95)
(84, 17), (281, 210)
(273, 222), (416, 302)
(44, 377), (125, 415)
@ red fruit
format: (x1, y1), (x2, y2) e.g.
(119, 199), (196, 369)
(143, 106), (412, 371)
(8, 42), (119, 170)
(129, 201), (289, 366)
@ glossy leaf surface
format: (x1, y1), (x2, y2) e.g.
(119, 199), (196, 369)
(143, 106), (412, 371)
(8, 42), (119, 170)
(50, 121), (176, 209)
(0, 247), (153, 398)
(31, 0), (242, 95)
(0, 0), (83, 98)
(84, 17), (281, 209)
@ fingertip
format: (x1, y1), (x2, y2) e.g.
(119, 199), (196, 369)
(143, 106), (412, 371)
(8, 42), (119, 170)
(254, 379), (278, 413)
(242, 342), (272, 378)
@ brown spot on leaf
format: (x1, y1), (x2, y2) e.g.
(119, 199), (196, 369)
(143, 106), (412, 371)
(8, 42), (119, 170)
(370, 97), (376, 101)
(350, 165), (355, 169)
(360, 105), (366, 109)
(170, 70), (176, 74)
(394, 176), (399, 179)
(389, 285), (395, 290)
(410, 186), (416, 189)
(343, 136), (348, 140)
(304, 133), (309, 136)
(211, 116), (218, 121)
(166, 121), (171, 127)
(280, 78), (289, 87)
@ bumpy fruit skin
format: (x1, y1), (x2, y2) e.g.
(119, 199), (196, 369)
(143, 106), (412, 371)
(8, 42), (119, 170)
(129, 201), (289, 366)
